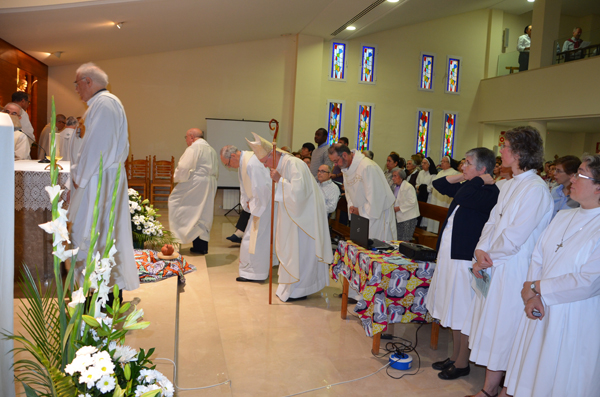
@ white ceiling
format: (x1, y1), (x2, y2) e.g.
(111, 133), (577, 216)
(0, 0), (517, 67)
(1, 0), (597, 67)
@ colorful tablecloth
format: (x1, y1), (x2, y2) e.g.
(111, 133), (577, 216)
(330, 240), (436, 337)
(134, 249), (196, 283)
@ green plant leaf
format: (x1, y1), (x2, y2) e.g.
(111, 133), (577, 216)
(140, 390), (162, 397)
(81, 315), (100, 328)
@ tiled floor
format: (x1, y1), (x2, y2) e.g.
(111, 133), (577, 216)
(13, 213), (487, 396)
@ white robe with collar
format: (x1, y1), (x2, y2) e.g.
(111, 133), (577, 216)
(168, 138), (218, 243)
(342, 150), (397, 241)
(463, 169), (553, 371)
(505, 207), (600, 397)
(238, 151), (278, 280)
(273, 154), (333, 301)
(14, 130), (31, 160)
(69, 90), (140, 291)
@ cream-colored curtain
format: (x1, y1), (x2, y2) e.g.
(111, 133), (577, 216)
(0, 114), (15, 396)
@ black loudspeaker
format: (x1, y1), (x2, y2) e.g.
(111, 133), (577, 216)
(398, 242), (437, 262)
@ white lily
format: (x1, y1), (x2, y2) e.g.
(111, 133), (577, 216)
(45, 185), (64, 202)
(39, 217), (70, 246)
(68, 287), (86, 308)
(53, 244), (79, 262)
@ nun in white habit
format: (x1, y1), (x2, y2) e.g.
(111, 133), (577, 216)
(462, 127), (553, 397)
(503, 155), (600, 397)
(427, 156), (459, 233)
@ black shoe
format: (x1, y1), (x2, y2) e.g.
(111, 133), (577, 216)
(189, 247), (207, 254)
(226, 234), (243, 243)
(438, 364), (470, 380)
(432, 358), (455, 371)
(236, 277), (263, 283)
(286, 296), (307, 302)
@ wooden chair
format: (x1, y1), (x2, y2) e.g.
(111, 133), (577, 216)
(127, 155), (150, 198)
(150, 155), (175, 205)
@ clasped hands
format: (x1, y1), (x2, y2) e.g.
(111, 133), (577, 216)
(472, 249), (493, 279)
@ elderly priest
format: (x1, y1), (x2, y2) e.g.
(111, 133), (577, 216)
(168, 128), (218, 254)
(69, 63), (139, 293)
(247, 133), (333, 302)
(219, 145), (278, 282)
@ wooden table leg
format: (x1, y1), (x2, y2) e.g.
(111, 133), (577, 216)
(341, 277), (349, 320)
(372, 333), (381, 355)
(430, 322), (439, 350)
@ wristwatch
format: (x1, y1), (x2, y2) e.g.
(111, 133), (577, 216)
(530, 282), (540, 295)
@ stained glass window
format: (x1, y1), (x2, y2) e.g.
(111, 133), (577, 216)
(360, 45), (376, 84)
(446, 56), (461, 94)
(442, 112), (457, 157)
(356, 103), (374, 151)
(415, 108), (432, 156)
(327, 100), (344, 145)
(419, 53), (435, 91)
(330, 42), (347, 81)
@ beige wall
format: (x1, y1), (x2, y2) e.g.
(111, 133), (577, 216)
(296, 9), (491, 168)
(48, 36), (297, 160)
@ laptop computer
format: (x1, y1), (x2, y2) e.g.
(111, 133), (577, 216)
(349, 215), (394, 251)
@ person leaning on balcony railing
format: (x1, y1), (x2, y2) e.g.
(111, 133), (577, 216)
(562, 27), (585, 62)
(517, 25), (532, 72)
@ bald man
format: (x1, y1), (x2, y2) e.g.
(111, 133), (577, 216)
(168, 128), (219, 254)
(2, 102), (30, 160)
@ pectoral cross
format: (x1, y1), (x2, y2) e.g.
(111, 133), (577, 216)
(555, 242), (563, 252)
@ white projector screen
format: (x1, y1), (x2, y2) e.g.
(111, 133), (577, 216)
(206, 118), (275, 188)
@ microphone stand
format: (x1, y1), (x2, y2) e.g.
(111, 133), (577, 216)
(32, 142), (50, 163)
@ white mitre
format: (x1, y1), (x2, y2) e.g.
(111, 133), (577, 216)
(246, 132), (283, 160)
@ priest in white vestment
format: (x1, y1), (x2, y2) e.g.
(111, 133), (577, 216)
(462, 127), (553, 397)
(503, 155), (600, 397)
(11, 91), (34, 144)
(59, 116), (79, 162)
(39, 114), (66, 159)
(427, 156), (460, 233)
(219, 145), (278, 281)
(69, 63), (140, 292)
(168, 128), (218, 254)
(328, 144), (397, 241)
(247, 133), (332, 302)
(3, 103), (31, 160)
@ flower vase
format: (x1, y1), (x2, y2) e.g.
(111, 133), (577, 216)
(133, 239), (144, 250)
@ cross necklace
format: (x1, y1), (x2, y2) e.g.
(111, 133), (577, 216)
(555, 209), (600, 252)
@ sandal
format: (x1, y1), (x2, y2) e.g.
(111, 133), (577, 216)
(465, 390), (498, 397)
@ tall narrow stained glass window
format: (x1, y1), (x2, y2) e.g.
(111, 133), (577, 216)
(446, 56), (461, 94)
(330, 42), (347, 81)
(326, 100), (344, 145)
(442, 112), (458, 157)
(419, 53), (435, 91)
(360, 44), (376, 84)
(356, 103), (374, 151)
(415, 108), (432, 156)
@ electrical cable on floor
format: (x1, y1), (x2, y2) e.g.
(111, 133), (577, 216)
(282, 362), (391, 397)
(155, 357), (233, 392)
(381, 323), (424, 380)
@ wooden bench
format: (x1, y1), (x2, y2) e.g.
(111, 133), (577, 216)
(330, 195), (350, 240)
(413, 201), (448, 249)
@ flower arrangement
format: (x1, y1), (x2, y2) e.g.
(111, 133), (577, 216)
(128, 189), (177, 249)
(3, 98), (173, 397)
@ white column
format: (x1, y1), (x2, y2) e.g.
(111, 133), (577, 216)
(529, 0), (562, 70)
(0, 114), (15, 397)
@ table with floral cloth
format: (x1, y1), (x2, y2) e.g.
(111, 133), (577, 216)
(134, 249), (196, 284)
(330, 240), (440, 353)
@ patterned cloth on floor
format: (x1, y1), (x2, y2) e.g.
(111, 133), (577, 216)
(134, 249), (196, 283)
(331, 240), (436, 337)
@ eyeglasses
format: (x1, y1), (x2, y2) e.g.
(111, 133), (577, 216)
(73, 77), (88, 87)
(317, 170), (330, 174)
(2, 109), (19, 116)
(574, 173), (598, 182)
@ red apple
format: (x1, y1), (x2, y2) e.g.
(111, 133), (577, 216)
(161, 244), (174, 256)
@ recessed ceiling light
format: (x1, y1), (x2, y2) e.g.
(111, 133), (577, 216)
(527, 0), (535, 2)
(387, 0), (400, 2)
(346, 26), (356, 31)
(116, 21), (125, 29)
